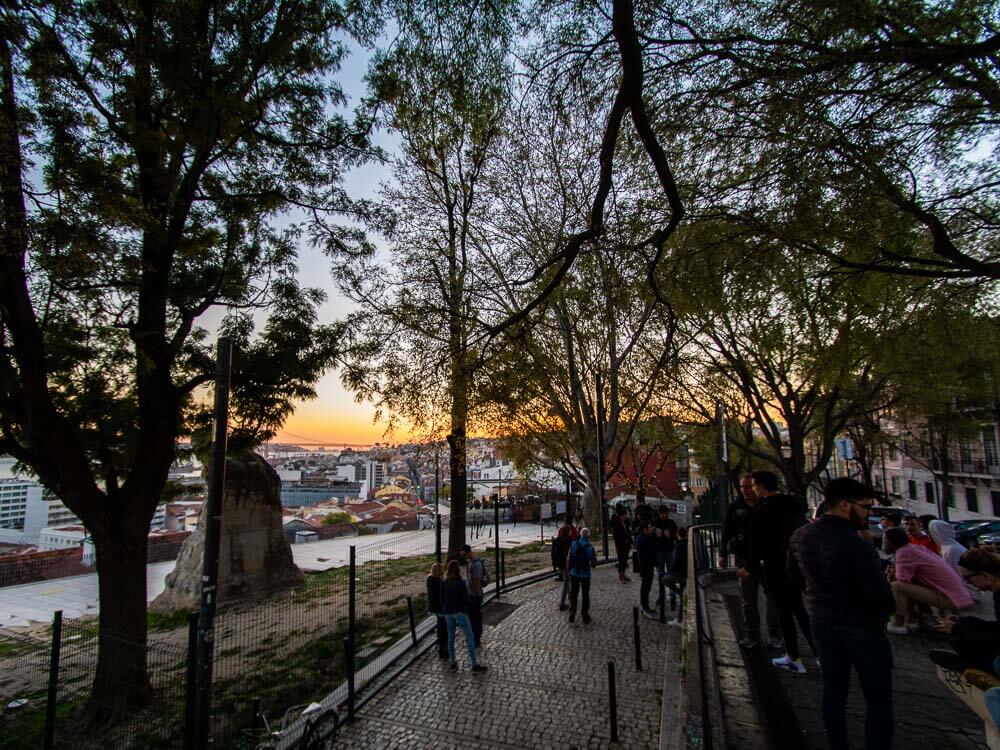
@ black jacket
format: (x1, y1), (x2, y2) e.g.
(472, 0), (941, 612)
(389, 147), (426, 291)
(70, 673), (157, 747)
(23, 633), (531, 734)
(747, 493), (808, 577)
(426, 574), (444, 615)
(788, 514), (895, 630)
(636, 531), (658, 573)
(720, 497), (756, 560)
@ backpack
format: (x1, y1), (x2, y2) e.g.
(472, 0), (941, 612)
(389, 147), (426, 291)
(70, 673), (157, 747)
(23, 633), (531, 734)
(571, 540), (591, 574)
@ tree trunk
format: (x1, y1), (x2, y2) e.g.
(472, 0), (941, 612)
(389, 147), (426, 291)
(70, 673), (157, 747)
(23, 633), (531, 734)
(88, 519), (152, 719)
(446, 426), (467, 560)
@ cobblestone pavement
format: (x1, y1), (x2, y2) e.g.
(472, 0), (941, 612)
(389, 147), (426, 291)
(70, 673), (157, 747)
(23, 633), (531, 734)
(710, 571), (988, 749)
(336, 565), (678, 749)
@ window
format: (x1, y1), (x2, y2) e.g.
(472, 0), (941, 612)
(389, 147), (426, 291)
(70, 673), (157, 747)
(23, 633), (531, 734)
(984, 427), (999, 467)
(925, 482), (935, 504)
(993, 491), (1000, 517)
(891, 476), (900, 494)
(908, 480), (917, 500)
(960, 438), (973, 464)
(966, 487), (980, 513)
(947, 489), (956, 508)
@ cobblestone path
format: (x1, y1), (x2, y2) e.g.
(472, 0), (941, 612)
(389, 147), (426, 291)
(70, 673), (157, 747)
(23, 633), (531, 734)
(336, 564), (678, 749)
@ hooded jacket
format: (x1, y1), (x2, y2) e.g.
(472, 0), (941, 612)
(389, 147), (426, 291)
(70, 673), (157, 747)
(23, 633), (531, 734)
(929, 519), (967, 574)
(746, 493), (808, 578)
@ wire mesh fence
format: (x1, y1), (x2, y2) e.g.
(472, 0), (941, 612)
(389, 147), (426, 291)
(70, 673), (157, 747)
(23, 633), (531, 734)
(0, 517), (558, 749)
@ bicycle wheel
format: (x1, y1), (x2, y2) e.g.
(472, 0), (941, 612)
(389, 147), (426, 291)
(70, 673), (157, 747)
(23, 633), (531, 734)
(296, 709), (339, 750)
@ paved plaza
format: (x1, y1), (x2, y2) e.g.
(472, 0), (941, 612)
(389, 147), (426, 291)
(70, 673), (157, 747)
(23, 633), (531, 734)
(336, 564), (679, 749)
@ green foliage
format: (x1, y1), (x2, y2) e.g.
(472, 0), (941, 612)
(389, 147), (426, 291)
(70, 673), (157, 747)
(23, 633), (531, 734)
(321, 511), (351, 525)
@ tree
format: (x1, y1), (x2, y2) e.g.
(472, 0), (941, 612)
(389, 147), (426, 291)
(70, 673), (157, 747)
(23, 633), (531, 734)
(0, 0), (358, 714)
(334, 0), (515, 559)
(636, 0), (1000, 281)
(671, 228), (916, 497)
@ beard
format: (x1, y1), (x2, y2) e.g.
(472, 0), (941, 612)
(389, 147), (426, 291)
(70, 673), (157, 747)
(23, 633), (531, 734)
(848, 506), (869, 530)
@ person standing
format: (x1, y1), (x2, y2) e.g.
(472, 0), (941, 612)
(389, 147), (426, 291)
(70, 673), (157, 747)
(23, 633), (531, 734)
(788, 478), (895, 750)
(426, 562), (447, 659)
(611, 505), (633, 583)
(636, 520), (659, 618)
(461, 544), (485, 648)
(567, 528), (596, 624)
(739, 470), (814, 672)
(904, 514), (940, 554)
(442, 560), (487, 673)
(721, 473), (782, 649)
(653, 505), (679, 609)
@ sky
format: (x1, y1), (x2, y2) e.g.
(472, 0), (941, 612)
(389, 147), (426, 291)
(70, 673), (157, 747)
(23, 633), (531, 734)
(273, 37), (400, 448)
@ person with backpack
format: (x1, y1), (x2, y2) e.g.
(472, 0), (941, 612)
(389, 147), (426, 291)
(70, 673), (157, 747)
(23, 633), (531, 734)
(567, 528), (596, 624)
(442, 559), (488, 673)
(738, 470), (815, 673)
(461, 544), (489, 648)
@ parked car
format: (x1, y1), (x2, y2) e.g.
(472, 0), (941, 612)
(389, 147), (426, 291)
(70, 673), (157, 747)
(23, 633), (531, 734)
(957, 520), (1000, 548)
(976, 531), (1000, 548)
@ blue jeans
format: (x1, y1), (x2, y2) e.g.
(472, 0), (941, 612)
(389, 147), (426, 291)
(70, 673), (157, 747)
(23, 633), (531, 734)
(444, 613), (478, 668)
(810, 618), (894, 750)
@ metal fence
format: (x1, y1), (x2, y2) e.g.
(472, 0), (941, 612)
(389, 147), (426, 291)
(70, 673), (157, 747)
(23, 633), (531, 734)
(0, 520), (554, 749)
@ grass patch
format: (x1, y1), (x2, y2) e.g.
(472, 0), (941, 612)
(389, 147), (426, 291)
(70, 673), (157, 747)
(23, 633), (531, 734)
(148, 608), (192, 632)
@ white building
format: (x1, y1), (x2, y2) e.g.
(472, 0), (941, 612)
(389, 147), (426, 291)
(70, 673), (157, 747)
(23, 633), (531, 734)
(37, 525), (88, 550)
(0, 480), (82, 545)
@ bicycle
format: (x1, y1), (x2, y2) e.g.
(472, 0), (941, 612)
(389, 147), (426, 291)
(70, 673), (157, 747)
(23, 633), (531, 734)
(242, 701), (340, 750)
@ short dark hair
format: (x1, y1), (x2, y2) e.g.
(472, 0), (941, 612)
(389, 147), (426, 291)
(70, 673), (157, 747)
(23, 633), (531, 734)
(918, 514), (937, 531)
(751, 471), (779, 492)
(823, 477), (873, 506)
(460, 543), (472, 553)
(617, 505), (628, 516)
(884, 527), (909, 550)
(658, 505), (669, 514)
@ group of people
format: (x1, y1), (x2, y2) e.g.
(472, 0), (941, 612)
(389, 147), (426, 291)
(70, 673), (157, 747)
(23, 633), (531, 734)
(608, 500), (688, 621)
(721, 469), (1000, 750)
(425, 544), (489, 674)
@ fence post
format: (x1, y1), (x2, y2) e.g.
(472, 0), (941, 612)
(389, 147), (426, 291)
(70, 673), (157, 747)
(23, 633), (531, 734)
(494, 499), (500, 599)
(347, 545), (356, 720)
(184, 612), (198, 750)
(435, 513), (442, 565)
(632, 606), (643, 671)
(500, 549), (506, 590)
(607, 660), (619, 742)
(43, 610), (62, 750)
(195, 337), (232, 750)
(406, 595), (417, 647)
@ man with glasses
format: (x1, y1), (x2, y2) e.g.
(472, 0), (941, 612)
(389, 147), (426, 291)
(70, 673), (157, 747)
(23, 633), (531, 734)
(788, 478), (896, 750)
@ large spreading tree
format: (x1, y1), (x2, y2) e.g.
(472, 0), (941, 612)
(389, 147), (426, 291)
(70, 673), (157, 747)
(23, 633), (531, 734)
(0, 0), (362, 714)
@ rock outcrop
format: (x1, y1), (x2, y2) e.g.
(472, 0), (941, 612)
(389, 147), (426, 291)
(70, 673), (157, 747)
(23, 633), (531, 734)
(151, 452), (304, 612)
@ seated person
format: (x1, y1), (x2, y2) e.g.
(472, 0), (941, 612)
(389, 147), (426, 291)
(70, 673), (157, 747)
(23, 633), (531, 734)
(884, 527), (973, 634)
(932, 547), (1000, 674)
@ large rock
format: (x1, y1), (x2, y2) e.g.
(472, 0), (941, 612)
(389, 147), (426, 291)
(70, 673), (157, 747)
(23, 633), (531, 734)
(151, 452), (304, 612)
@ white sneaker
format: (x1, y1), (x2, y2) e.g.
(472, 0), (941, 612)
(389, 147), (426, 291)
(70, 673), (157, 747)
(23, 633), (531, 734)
(771, 655), (806, 674)
(886, 623), (911, 635)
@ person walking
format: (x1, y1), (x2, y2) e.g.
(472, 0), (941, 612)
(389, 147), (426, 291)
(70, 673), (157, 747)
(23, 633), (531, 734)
(567, 528), (596, 624)
(739, 470), (814, 673)
(636, 519), (659, 618)
(426, 562), (448, 659)
(461, 544), (486, 648)
(721, 473), (782, 650)
(611, 505), (633, 583)
(442, 560), (487, 673)
(788, 478), (895, 750)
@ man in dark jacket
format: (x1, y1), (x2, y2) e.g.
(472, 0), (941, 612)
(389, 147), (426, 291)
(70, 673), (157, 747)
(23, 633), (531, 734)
(611, 505), (633, 583)
(721, 473), (782, 649)
(636, 520), (659, 618)
(738, 470), (814, 672)
(788, 478), (895, 750)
